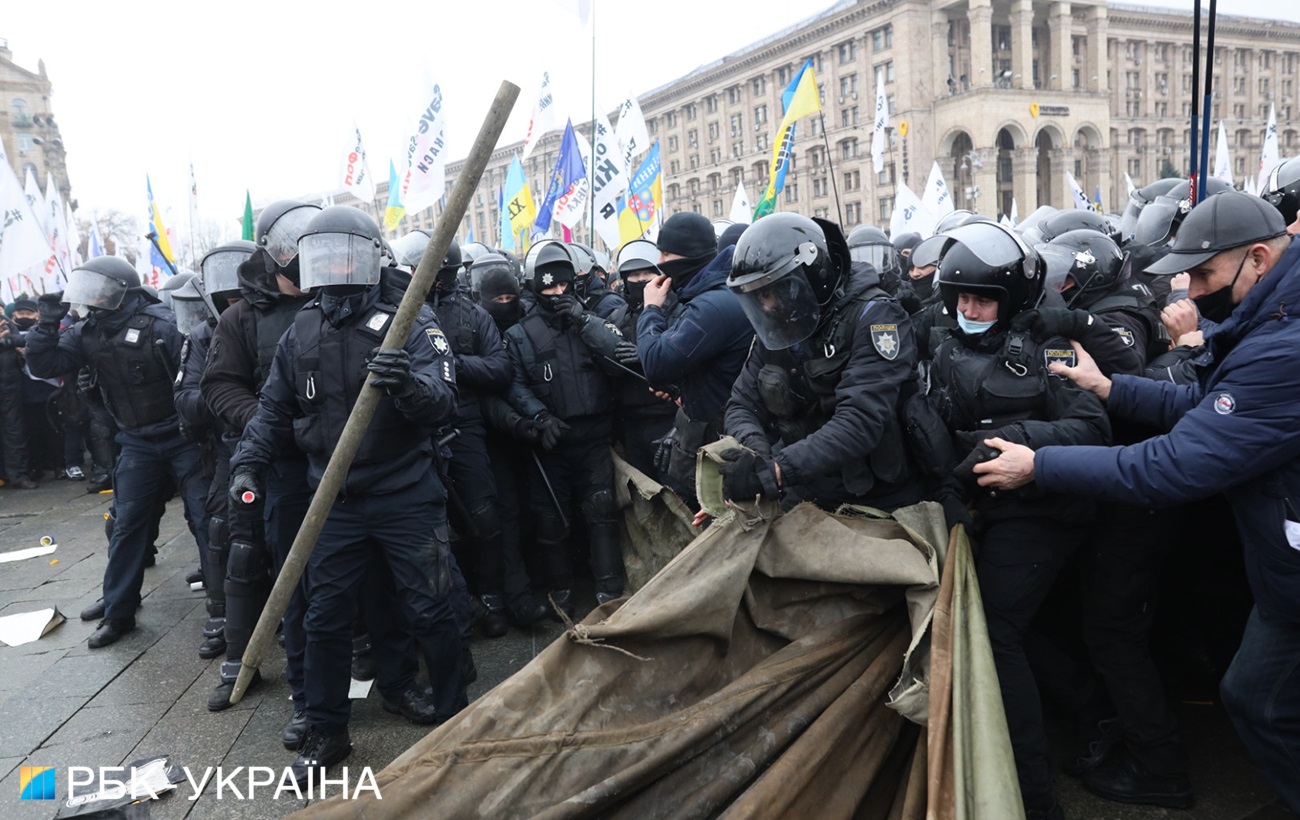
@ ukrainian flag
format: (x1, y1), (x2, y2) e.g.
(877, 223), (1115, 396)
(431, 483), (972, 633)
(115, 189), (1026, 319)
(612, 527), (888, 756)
(618, 142), (662, 244)
(753, 58), (821, 219)
(384, 160), (405, 232)
(146, 175), (176, 263)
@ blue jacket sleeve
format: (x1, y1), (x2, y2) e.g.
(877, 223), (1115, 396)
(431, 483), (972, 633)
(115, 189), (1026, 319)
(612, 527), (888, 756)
(390, 309), (460, 426)
(1107, 372), (1203, 432)
(636, 292), (738, 384)
(23, 321), (86, 379)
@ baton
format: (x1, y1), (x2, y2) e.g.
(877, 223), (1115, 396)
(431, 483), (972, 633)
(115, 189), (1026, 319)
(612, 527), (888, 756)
(530, 449), (569, 531)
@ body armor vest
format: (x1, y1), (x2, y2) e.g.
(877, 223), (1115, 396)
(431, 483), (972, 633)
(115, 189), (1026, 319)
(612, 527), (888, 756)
(254, 300), (304, 389)
(86, 309), (178, 431)
(517, 311), (612, 421)
(1086, 285), (1169, 362)
(932, 329), (1051, 432)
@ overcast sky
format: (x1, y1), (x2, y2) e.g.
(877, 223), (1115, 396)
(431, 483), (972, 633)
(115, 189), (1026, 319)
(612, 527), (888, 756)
(4, 0), (1298, 238)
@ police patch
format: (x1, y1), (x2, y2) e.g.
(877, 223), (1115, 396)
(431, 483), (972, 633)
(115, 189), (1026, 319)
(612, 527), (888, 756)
(124, 328), (141, 344)
(1113, 327), (1135, 347)
(1214, 392), (1236, 415)
(870, 324), (900, 360)
(425, 328), (451, 355)
(366, 312), (390, 332)
(1044, 348), (1077, 369)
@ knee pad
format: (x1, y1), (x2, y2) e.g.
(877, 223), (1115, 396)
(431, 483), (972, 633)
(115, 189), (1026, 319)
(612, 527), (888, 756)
(581, 489), (616, 525)
(468, 502), (502, 543)
(227, 540), (270, 585)
(104, 508), (115, 541)
(208, 515), (229, 551)
(535, 511), (567, 545)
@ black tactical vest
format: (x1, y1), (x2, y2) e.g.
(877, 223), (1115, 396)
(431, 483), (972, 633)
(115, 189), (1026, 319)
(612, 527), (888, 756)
(516, 311), (612, 421)
(932, 329), (1054, 432)
(85, 309), (178, 431)
(1087, 284), (1169, 362)
(254, 299), (306, 389)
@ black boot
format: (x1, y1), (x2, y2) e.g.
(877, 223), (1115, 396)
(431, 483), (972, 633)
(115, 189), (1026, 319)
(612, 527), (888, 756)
(507, 592), (550, 628)
(88, 617), (135, 649)
(478, 594), (509, 638)
(198, 617), (226, 660)
(382, 686), (440, 725)
(1082, 752), (1193, 809)
(291, 727), (351, 785)
(351, 633), (376, 681)
(587, 520), (625, 607)
(282, 709), (308, 751)
(548, 589), (576, 623)
(208, 661), (261, 712)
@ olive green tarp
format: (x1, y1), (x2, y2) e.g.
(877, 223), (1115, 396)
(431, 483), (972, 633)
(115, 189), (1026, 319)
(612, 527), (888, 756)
(297, 450), (1021, 820)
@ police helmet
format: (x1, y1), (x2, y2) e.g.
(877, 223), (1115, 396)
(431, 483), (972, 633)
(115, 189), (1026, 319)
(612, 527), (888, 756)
(460, 242), (491, 271)
(389, 229), (431, 268)
(255, 200), (321, 270)
(468, 252), (516, 298)
(934, 209), (976, 234)
(170, 275), (216, 336)
(1037, 209), (1121, 244)
(524, 240), (577, 292)
(568, 242), (598, 276)
(1117, 178), (1182, 242)
(1263, 156), (1300, 226)
(63, 257), (143, 312)
(936, 221), (1044, 328)
(728, 213), (845, 349)
(200, 240), (255, 305)
(616, 239), (661, 278)
(1037, 230), (1127, 310)
(297, 206), (384, 291)
(157, 271), (195, 311)
(846, 224), (899, 275)
(1132, 177), (1233, 247)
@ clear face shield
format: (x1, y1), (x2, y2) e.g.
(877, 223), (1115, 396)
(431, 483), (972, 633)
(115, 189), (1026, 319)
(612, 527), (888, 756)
(849, 242), (899, 273)
(200, 250), (247, 294)
(734, 268), (823, 350)
(1035, 243), (1085, 309)
(298, 233), (382, 291)
(389, 230), (431, 268)
(262, 206), (320, 268)
(1132, 195), (1189, 247)
(63, 268), (127, 310)
(171, 295), (214, 337)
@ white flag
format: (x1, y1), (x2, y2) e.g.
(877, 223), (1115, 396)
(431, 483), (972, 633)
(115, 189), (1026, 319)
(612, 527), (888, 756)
(400, 84), (449, 216)
(1066, 171), (1091, 210)
(23, 168), (47, 233)
(521, 71), (559, 160)
(1009, 197), (1019, 228)
(341, 123), (377, 203)
(890, 182), (937, 238)
(589, 113), (630, 250)
(64, 202), (82, 267)
(188, 161), (200, 264)
(1212, 120), (1233, 187)
(0, 161), (53, 293)
(615, 96), (650, 170)
(1245, 176), (1259, 197)
(870, 72), (888, 174)
(921, 163), (954, 221)
(1124, 172), (1138, 196)
(729, 182), (753, 224)
(0, 133), (8, 164)
(45, 173), (71, 284)
(1257, 103), (1279, 194)
(554, 128), (591, 230)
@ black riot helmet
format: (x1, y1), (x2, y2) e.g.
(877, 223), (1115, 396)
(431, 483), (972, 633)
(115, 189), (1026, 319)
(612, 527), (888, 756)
(1037, 230), (1127, 309)
(157, 271), (194, 311)
(934, 209), (975, 234)
(436, 238), (462, 293)
(936, 221), (1044, 328)
(616, 239), (661, 310)
(460, 242), (491, 272)
(389, 229), (431, 269)
(891, 231), (923, 273)
(63, 256), (143, 312)
(1014, 205), (1060, 245)
(297, 206), (385, 291)
(728, 213), (845, 349)
(1037, 209), (1121, 244)
(1132, 177), (1233, 247)
(468, 252), (515, 299)
(255, 200), (321, 273)
(1263, 156), (1300, 226)
(846, 224), (899, 276)
(1117, 178), (1182, 243)
(170, 275), (216, 336)
(523, 239), (577, 293)
(200, 240), (254, 308)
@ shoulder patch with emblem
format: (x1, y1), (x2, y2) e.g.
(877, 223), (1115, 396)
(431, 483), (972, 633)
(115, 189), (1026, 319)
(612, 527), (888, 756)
(870, 324), (900, 360)
(1214, 392), (1236, 415)
(425, 327), (451, 355)
(124, 328), (141, 344)
(366, 312), (390, 333)
(605, 322), (623, 337)
(1113, 327), (1134, 347)
(1043, 348), (1077, 369)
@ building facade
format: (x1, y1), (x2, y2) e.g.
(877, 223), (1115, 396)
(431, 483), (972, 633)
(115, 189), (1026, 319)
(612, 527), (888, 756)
(0, 39), (72, 205)
(345, 0), (1300, 252)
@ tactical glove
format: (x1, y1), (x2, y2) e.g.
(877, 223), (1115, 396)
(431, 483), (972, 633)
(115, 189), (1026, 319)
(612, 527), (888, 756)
(551, 293), (586, 324)
(228, 466), (263, 506)
(536, 414), (570, 451)
(938, 490), (975, 534)
(613, 341), (641, 367)
(367, 347), (417, 397)
(953, 425), (1028, 485)
(37, 291), (69, 327)
(718, 448), (781, 502)
(515, 417), (543, 444)
(1012, 307), (1095, 342)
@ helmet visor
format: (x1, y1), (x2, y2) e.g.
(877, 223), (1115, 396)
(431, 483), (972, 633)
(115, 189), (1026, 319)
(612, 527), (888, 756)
(262, 206), (319, 268)
(1035, 243), (1084, 308)
(849, 243), (898, 272)
(390, 231), (431, 268)
(617, 240), (661, 277)
(171, 296), (213, 337)
(1132, 196), (1186, 247)
(942, 223), (1028, 270)
(910, 235), (949, 269)
(298, 233), (382, 290)
(469, 260), (514, 295)
(735, 269), (822, 350)
(201, 250), (248, 294)
(63, 268), (127, 310)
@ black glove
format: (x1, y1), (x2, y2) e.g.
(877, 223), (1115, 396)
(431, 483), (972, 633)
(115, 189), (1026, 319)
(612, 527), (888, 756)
(37, 292), (68, 327)
(718, 448), (781, 502)
(954, 425), (1028, 484)
(367, 347), (417, 397)
(536, 414), (570, 451)
(76, 368), (96, 396)
(938, 492), (975, 533)
(614, 341), (640, 367)
(1012, 307), (1095, 341)
(228, 466), (263, 506)
(515, 417), (543, 444)
(551, 293), (586, 324)
(652, 431), (675, 476)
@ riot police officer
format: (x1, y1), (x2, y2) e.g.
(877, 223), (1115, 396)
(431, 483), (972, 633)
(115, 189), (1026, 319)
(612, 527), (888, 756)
(722, 213), (923, 511)
(846, 224), (904, 295)
(504, 240), (626, 616)
(925, 221), (1111, 819)
(230, 206), (464, 783)
(569, 241), (629, 323)
(26, 258), (209, 649)
(1262, 155), (1300, 234)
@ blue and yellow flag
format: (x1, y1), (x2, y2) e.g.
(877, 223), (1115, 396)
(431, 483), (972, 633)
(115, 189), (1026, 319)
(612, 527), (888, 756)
(753, 58), (821, 219)
(618, 142), (662, 244)
(384, 160), (405, 232)
(503, 154), (537, 252)
(535, 120), (586, 235)
(146, 175), (175, 267)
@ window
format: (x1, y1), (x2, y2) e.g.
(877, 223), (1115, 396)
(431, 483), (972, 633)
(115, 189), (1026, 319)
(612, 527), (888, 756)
(1233, 76), (1246, 94)
(1234, 48), (1247, 69)
(1236, 156), (1246, 176)
(754, 105), (768, 125)
(689, 178), (699, 196)
(687, 128), (699, 147)
(1234, 103), (1246, 119)
(668, 183), (681, 201)
(730, 113), (744, 136)
(874, 61), (895, 85)
(705, 95), (718, 114)
(875, 164), (891, 186)
(685, 103), (697, 121)
(1183, 74), (1192, 92)
(752, 76), (767, 96)
(713, 199), (723, 217)
(1155, 73), (1169, 93)
(844, 202), (861, 225)
(879, 199), (892, 221)
(1126, 71), (1141, 89)
(689, 154), (699, 170)
(845, 170), (862, 191)
(840, 74), (858, 98)
(708, 122), (719, 141)
(887, 95), (896, 116)
(16, 134), (34, 152)
(1128, 158), (1141, 178)
(840, 138), (858, 160)
(666, 111), (678, 127)
(756, 133), (769, 152)
(1155, 102), (1167, 117)
(728, 85), (742, 105)
(810, 117), (822, 137)
(784, 182), (799, 203)
(11, 99), (30, 125)
(840, 106), (860, 128)
(871, 24), (893, 52)
(710, 147), (721, 165)
(670, 160), (680, 175)
(731, 141), (744, 159)
(669, 136), (679, 152)
(647, 118), (658, 135)
(813, 177), (826, 197)
(838, 40), (857, 64)
(778, 64), (793, 85)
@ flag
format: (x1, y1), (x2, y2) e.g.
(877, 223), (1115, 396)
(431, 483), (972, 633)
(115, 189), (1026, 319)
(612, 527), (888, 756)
(23, 168), (47, 233)
(341, 123), (377, 203)
(1065, 171), (1091, 210)
(503, 154), (537, 251)
(921, 162), (954, 220)
(498, 185), (511, 249)
(729, 182), (752, 224)
(188, 161), (200, 262)
(1257, 103), (1278, 194)
(0, 160), (53, 297)
(870, 70), (888, 174)
(522, 71), (559, 160)
(754, 58), (821, 219)
(400, 83), (449, 216)
(889, 181), (936, 238)
(1010, 197), (1019, 228)
(615, 96), (650, 170)
(1123, 172), (1137, 197)
(590, 113), (632, 249)
(384, 160), (405, 232)
(618, 142), (662, 244)
(45, 173), (72, 281)
(1093, 185), (1103, 213)
(242, 191), (254, 240)
(553, 123), (591, 231)
(88, 216), (105, 259)
(549, 0), (591, 25)
(1245, 176), (1259, 197)
(1212, 120), (1234, 186)
(147, 175), (176, 264)
(0, 133), (7, 164)
(64, 201), (82, 268)
(466, 223), (474, 244)
(535, 120), (587, 234)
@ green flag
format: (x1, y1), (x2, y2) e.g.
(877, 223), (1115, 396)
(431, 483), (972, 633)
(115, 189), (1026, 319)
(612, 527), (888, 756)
(241, 191), (254, 241)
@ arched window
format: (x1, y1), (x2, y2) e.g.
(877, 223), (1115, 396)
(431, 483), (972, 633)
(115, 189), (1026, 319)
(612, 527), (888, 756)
(11, 99), (30, 125)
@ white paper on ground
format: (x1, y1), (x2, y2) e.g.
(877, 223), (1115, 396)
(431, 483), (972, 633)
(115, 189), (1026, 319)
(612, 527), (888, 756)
(349, 677), (373, 699)
(0, 607), (65, 646)
(0, 543), (57, 563)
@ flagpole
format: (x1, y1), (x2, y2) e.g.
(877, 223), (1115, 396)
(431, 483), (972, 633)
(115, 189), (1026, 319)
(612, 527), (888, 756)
(1189, 0), (1202, 203)
(819, 114), (843, 225)
(1198, 0), (1218, 195)
(588, 0), (597, 248)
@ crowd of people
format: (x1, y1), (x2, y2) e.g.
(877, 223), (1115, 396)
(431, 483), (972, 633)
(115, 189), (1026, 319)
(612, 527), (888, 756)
(5, 153), (1298, 815)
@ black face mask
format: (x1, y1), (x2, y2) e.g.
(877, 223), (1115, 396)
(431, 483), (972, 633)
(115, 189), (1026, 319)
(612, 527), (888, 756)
(435, 267), (458, 294)
(12, 317), (36, 330)
(659, 254), (712, 289)
(482, 298), (522, 331)
(1192, 251), (1249, 324)
(622, 279), (649, 310)
(280, 256), (302, 287)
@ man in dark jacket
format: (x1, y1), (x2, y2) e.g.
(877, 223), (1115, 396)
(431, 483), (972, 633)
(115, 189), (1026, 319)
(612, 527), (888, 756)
(637, 212), (753, 499)
(976, 193), (1300, 814)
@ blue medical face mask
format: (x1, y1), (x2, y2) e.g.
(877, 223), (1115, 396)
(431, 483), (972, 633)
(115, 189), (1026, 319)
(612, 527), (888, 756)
(956, 313), (998, 335)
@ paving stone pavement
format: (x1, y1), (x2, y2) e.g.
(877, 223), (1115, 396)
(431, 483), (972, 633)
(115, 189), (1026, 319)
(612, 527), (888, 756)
(0, 479), (1291, 818)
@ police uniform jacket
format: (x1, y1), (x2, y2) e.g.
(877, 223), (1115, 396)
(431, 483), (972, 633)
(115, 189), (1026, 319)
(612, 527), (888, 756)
(430, 284), (510, 425)
(503, 298), (624, 423)
(1036, 238), (1300, 623)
